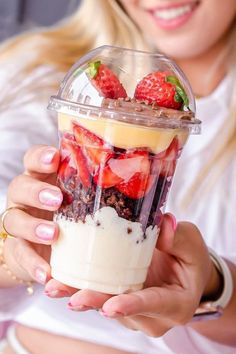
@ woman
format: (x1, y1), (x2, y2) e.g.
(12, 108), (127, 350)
(0, 0), (236, 353)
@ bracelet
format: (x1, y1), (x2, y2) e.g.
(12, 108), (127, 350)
(208, 248), (234, 308)
(0, 240), (34, 295)
(193, 248), (234, 321)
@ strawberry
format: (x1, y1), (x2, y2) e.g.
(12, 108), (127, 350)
(61, 136), (91, 189)
(58, 156), (76, 182)
(86, 61), (127, 99)
(134, 71), (189, 110)
(115, 150), (151, 199)
(73, 123), (113, 173)
(153, 136), (179, 177)
(93, 149), (152, 196)
(117, 173), (151, 199)
(93, 149), (149, 189)
(93, 163), (123, 188)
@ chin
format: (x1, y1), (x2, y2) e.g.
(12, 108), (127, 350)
(154, 39), (206, 60)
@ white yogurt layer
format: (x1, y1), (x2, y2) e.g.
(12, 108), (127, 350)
(51, 206), (159, 294)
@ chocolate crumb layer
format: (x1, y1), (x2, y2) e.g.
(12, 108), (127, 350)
(102, 98), (194, 121)
(56, 174), (171, 231)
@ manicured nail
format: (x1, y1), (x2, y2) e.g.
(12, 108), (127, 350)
(99, 310), (124, 318)
(168, 213), (177, 232)
(35, 223), (55, 241)
(39, 189), (62, 207)
(35, 268), (47, 284)
(41, 149), (56, 164)
(68, 302), (93, 311)
(45, 290), (70, 298)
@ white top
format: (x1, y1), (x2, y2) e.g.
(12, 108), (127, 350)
(0, 69), (235, 354)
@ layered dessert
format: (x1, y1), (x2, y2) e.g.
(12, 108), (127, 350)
(49, 47), (200, 294)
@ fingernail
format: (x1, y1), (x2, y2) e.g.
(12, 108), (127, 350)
(99, 310), (124, 318)
(35, 223), (55, 241)
(35, 268), (47, 284)
(41, 149), (56, 164)
(168, 213), (177, 231)
(68, 302), (93, 311)
(45, 290), (70, 298)
(39, 189), (62, 207)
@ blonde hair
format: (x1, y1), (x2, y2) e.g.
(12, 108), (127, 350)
(0, 0), (148, 73)
(0, 0), (236, 205)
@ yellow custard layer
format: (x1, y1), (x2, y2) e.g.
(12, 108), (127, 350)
(58, 113), (189, 153)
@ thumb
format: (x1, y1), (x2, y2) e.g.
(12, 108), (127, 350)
(156, 213), (176, 253)
(157, 213), (200, 264)
(157, 213), (208, 264)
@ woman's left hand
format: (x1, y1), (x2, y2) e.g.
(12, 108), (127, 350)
(45, 214), (220, 337)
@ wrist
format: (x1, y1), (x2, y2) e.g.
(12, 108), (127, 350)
(202, 254), (224, 301)
(193, 249), (233, 321)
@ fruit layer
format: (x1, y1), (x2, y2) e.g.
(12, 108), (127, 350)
(58, 113), (189, 154)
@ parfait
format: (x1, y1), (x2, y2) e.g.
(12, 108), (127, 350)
(48, 46), (200, 294)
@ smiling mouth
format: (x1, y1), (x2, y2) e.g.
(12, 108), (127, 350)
(148, 1), (200, 28)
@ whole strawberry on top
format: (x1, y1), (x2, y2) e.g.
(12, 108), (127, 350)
(134, 71), (189, 110)
(86, 61), (127, 99)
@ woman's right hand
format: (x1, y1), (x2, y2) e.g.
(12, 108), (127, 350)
(2, 145), (63, 285)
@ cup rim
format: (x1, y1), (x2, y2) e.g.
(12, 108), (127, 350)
(48, 96), (201, 134)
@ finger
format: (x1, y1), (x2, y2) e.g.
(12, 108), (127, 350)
(157, 213), (205, 264)
(6, 238), (50, 284)
(156, 213), (176, 252)
(117, 315), (173, 337)
(24, 145), (60, 175)
(3, 208), (58, 244)
(68, 289), (112, 311)
(44, 279), (77, 298)
(8, 174), (63, 211)
(101, 287), (182, 318)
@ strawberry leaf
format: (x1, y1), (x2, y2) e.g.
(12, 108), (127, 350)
(86, 61), (101, 78)
(174, 92), (183, 103)
(166, 76), (189, 108)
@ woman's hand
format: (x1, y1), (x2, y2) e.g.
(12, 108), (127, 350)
(61, 214), (221, 337)
(1, 145), (62, 286)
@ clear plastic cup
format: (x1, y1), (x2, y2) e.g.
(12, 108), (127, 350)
(48, 45), (201, 294)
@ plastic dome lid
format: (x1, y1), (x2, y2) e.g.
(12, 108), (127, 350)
(48, 45), (201, 133)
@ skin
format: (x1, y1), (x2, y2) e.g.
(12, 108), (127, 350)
(119, 0), (236, 96)
(1, 0), (236, 347)
(0, 146), (227, 341)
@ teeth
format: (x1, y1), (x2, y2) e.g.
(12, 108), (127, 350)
(154, 5), (192, 20)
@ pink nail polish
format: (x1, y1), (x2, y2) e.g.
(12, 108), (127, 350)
(168, 213), (177, 231)
(35, 268), (47, 284)
(41, 149), (56, 164)
(45, 290), (70, 298)
(35, 224), (55, 240)
(39, 189), (62, 207)
(100, 310), (124, 318)
(68, 302), (93, 311)
(45, 290), (59, 297)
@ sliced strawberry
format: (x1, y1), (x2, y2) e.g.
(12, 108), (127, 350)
(61, 137), (91, 189)
(73, 123), (113, 173)
(93, 163), (123, 188)
(114, 150), (151, 199)
(153, 136), (179, 178)
(94, 149), (151, 193)
(86, 61), (127, 99)
(117, 172), (150, 199)
(58, 156), (76, 182)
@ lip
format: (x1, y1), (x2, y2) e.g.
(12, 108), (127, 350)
(147, 1), (200, 30)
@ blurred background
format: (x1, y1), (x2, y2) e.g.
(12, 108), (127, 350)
(0, 0), (81, 41)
